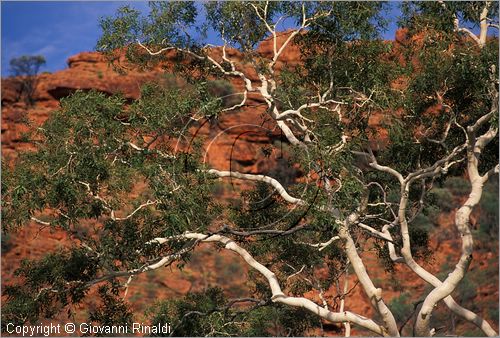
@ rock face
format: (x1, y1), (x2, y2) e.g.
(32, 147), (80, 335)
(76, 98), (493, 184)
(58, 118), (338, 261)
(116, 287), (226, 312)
(2, 45), (284, 171)
(2, 53), (153, 158)
(1, 29), (398, 168)
(1, 30), (498, 336)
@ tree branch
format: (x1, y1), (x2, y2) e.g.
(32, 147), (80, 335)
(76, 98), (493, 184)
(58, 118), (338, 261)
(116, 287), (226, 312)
(150, 232), (387, 336)
(207, 169), (305, 205)
(338, 215), (399, 336)
(415, 120), (499, 336)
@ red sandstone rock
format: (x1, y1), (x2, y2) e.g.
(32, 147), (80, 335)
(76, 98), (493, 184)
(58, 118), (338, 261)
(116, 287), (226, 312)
(395, 27), (409, 45)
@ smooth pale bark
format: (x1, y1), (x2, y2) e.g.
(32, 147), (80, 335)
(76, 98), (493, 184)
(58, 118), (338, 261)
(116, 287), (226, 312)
(478, 1), (492, 48)
(207, 169), (305, 205)
(363, 132), (497, 337)
(415, 125), (498, 336)
(150, 232), (388, 336)
(340, 265), (352, 337)
(394, 178), (497, 337)
(442, 0), (492, 48)
(339, 215), (400, 337)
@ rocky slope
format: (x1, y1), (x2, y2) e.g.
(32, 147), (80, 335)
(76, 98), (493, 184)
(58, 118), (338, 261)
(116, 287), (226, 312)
(2, 31), (498, 336)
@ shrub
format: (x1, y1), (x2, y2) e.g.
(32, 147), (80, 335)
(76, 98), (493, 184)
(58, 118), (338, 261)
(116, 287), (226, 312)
(444, 176), (471, 196)
(388, 293), (413, 324)
(478, 177), (499, 236)
(428, 187), (455, 212)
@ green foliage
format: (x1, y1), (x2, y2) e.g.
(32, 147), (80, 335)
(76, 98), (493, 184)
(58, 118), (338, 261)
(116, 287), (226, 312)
(408, 226), (432, 261)
(444, 176), (471, 196)
(2, 87), (221, 327)
(89, 285), (134, 328)
(376, 2), (499, 176)
(388, 293), (413, 325)
(1, 233), (13, 254)
(2, 248), (98, 326)
(97, 6), (143, 53)
(412, 209), (436, 230)
(488, 307), (499, 325)
(401, 2), (498, 35)
(230, 182), (288, 229)
(205, 2), (272, 52)
(463, 328), (487, 337)
(428, 187), (455, 212)
(304, 2), (387, 42)
(97, 3), (200, 70)
(206, 79), (240, 108)
(146, 287), (240, 337)
(146, 287), (319, 337)
(144, 2), (198, 46)
(453, 275), (478, 307)
(242, 304), (320, 336)
(228, 181), (346, 300)
(477, 177), (499, 236)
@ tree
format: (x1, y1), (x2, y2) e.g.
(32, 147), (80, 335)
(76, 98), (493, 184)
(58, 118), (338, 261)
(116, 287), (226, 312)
(9, 55), (46, 106)
(2, 2), (498, 336)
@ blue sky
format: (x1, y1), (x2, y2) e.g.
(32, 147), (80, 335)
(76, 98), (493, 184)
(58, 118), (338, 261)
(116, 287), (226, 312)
(1, 1), (402, 77)
(1, 1), (149, 76)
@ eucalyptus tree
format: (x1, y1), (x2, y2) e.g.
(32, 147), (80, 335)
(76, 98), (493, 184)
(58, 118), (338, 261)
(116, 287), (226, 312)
(2, 1), (498, 336)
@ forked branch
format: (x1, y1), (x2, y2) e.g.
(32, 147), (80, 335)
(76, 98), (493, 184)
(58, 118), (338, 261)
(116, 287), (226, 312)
(148, 232), (387, 336)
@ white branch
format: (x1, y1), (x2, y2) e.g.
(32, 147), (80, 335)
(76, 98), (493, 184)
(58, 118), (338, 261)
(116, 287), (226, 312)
(415, 122), (498, 336)
(30, 216), (51, 226)
(382, 220), (404, 263)
(357, 222), (394, 243)
(355, 149), (405, 185)
(328, 135), (349, 155)
(340, 261), (352, 337)
(286, 264), (306, 283)
(136, 40), (175, 55)
(272, 30), (302, 68)
(127, 141), (176, 159)
(276, 100), (345, 121)
(339, 215), (399, 336)
(220, 90), (248, 112)
(78, 181), (112, 212)
(481, 163), (500, 183)
(396, 180), (497, 336)
(78, 180), (163, 221)
(137, 39), (254, 92)
(150, 232), (387, 336)
(427, 117), (453, 146)
(299, 236), (341, 251)
(479, 1), (492, 47)
(207, 169), (305, 205)
(111, 200), (159, 221)
(445, 0), (492, 48)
